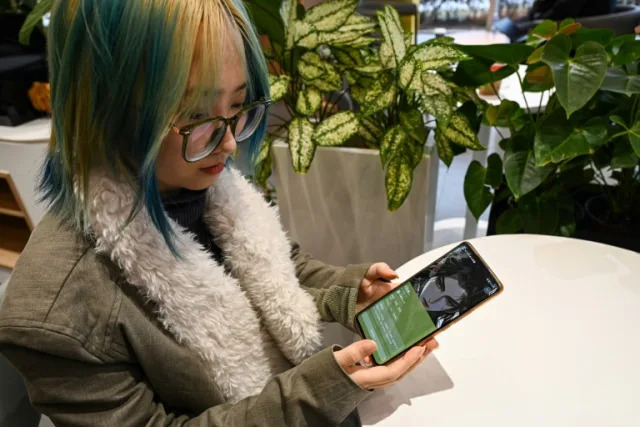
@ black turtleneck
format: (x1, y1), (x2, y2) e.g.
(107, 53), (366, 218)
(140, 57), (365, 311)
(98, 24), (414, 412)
(162, 188), (224, 264)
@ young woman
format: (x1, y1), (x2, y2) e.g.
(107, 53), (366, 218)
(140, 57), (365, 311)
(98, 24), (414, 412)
(0, 1), (437, 425)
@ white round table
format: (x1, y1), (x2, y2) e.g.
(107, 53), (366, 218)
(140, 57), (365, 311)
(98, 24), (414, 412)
(359, 235), (640, 427)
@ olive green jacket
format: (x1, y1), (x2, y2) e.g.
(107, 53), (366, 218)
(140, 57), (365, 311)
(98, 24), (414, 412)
(0, 169), (372, 426)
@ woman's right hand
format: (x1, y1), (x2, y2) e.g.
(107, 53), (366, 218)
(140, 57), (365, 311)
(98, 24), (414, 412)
(333, 339), (438, 390)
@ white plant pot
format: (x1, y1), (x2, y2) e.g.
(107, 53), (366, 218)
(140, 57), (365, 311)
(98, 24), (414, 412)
(272, 141), (439, 269)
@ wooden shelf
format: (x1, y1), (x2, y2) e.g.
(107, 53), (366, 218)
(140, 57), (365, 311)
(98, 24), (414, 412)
(0, 171), (33, 269)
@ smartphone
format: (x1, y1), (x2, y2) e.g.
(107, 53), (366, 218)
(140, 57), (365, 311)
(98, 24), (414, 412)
(355, 242), (503, 365)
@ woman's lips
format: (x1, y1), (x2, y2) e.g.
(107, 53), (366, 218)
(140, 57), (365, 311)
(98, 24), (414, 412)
(200, 163), (225, 175)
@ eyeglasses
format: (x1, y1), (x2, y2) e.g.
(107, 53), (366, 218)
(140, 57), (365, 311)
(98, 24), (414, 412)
(170, 98), (272, 163)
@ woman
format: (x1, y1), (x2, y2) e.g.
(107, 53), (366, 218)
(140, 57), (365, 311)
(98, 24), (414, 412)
(0, 1), (437, 425)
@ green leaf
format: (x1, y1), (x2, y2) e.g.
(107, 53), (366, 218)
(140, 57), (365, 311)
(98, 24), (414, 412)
(358, 116), (384, 148)
(541, 34), (607, 118)
(421, 96), (453, 126)
(410, 43), (467, 70)
(519, 193), (559, 234)
(255, 136), (273, 186)
(434, 128), (454, 167)
(298, 52), (342, 91)
(629, 120), (640, 157)
(333, 47), (366, 67)
(611, 140), (640, 169)
(523, 63), (554, 92)
(453, 59), (517, 87)
(464, 161), (494, 220)
(288, 117), (316, 173)
(535, 110), (608, 166)
(385, 154), (413, 211)
(482, 100), (527, 131)
(298, 52), (326, 81)
(269, 74), (291, 102)
(485, 153), (503, 189)
(358, 74), (397, 115)
(302, 0), (358, 32)
(496, 209), (522, 234)
(438, 112), (485, 151)
(313, 111), (359, 146)
(19, 0), (52, 46)
(399, 109), (426, 144)
(572, 27), (614, 49)
(527, 20), (557, 47)
(380, 125), (407, 166)
(377, 5), (406, 68)
(503, 136), (554, 199)
(600, 66), (640, 95)
(296, 86), (322, 116)
(246, 0), (285, 45)
(456, 43), (534, 66)
(284, 0), (299, 49)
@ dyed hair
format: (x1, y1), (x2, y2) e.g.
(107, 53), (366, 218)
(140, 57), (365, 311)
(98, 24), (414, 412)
(40, 0), (269, 251)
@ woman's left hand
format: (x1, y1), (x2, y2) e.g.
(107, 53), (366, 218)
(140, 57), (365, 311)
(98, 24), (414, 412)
(356, 263), (399, 313)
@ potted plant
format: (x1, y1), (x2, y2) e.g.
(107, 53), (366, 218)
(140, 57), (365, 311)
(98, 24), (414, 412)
(246, 0), (485, 266)
(458, 20), (640, 251)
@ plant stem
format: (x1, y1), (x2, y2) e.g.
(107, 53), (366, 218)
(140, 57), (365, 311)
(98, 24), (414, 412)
(515, 70), (534, 121)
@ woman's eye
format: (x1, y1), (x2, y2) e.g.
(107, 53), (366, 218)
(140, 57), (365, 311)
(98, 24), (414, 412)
(231, 103), (243, 112)
(189, 112), (207, 121)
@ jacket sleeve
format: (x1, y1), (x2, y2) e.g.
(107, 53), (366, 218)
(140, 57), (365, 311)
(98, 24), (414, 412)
(291, 244), (371, 331)
(0, 342), (370, 427)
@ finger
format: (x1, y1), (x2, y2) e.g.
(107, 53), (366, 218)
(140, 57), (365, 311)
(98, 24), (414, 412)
(352, 345), (425, 389)
(366, 263), (399, 281)
(334, 340), (377, 368)
(424, 338), (439, 351)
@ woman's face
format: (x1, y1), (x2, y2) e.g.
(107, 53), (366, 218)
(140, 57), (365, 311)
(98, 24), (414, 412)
(155, 43), (247, 192)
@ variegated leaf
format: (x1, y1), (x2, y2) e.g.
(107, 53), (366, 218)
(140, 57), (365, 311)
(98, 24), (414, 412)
(280, 0), (295, 30)
(294, 21), (318, 47)
(255, 136), (273, 186)
(354, 62), (384, 75)
(419, 72), (452, 97)
(296, 86), (322, 116)
(377, 5), (406, 68)
(399, 109), (427, 145)
(298, 52), (326, 82)
(310, 64), (342, 91)
(411, 44), (467, 70)
(385, 154), (413, 211)
(302, 0), (358, 32)
(284, 0), (299, 49)
(288, 117), (316, 173)
(269, 74), (291, 102)
(360, 74), (397, 116)
(345, 35), (376, 48)
(435, 128), (454, 167)
(358, 116), (384, 148)
(380, 125), (408, 166)
(398, 57), (421, 90)
(299, 29), (361, 49)
(341, 13), (377, 33)
(440, 112), (485, 150)
(421, 95), (453, 126)
(333, 47), (366, 68)
(313, 111), (359, 146)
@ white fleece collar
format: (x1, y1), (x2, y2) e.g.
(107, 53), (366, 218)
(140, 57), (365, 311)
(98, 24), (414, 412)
(87, 167), (323, 403)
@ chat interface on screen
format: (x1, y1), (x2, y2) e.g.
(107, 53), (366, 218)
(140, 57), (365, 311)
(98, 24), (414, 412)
(358, 243), (500, 364)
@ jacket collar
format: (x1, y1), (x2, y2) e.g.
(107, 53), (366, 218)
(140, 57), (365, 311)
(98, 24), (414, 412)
(87, 167), (323, 402)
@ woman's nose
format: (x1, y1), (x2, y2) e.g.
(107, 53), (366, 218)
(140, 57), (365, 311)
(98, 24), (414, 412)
(216, 125), (237, 154)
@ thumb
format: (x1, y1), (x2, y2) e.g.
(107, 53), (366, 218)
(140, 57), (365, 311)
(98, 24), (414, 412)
(335, 340), (378, 368)
(366, 263), (398, 281)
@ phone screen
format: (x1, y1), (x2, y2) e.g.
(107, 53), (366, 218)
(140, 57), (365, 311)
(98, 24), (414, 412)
(356, 242), (501, 365)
